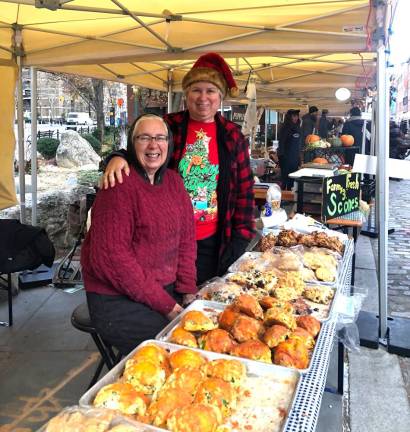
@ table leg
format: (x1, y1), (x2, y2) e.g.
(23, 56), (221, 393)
(337, 341), (344, 395)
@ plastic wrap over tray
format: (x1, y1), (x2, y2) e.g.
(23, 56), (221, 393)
(37, 406), (149, 431)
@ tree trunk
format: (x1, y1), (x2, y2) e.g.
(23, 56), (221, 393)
(92, 79), (105, 143)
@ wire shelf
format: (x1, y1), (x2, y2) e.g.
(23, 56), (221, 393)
(285, 238), (354, 431)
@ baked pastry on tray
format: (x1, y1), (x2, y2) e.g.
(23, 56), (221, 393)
(230, 339), (272, 363)
(181, 310), (216, 332)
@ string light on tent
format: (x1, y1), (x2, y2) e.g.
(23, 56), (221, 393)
(335, 87), (351, 101)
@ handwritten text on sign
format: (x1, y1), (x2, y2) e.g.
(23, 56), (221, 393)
(322, 173), (360, 220)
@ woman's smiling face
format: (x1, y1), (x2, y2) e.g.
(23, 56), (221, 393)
(133, 117), (169, 180)
(185, 82), (222, 123)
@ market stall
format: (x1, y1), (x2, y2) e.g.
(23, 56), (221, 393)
(0, 1), (397, 429)
(38, 223), (355, 431)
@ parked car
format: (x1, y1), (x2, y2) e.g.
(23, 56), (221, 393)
(66, 112), (93, 129)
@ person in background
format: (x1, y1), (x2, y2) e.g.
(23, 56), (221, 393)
(81, 114), (197, 355)
(278, 109), (302, 190)
(342, 107), (371, 164)
(101, 53), (256, 284)
(390, 120), (404, 159)
(301, 106), (319, 144)
(318, 109), (330, 139)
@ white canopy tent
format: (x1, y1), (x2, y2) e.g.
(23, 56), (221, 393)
(0, 0), (398, 344)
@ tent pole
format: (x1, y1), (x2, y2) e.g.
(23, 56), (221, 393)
(167, 69), (173, 114)
(376, 43), (389, 340)
(31, 67), (38, 226)
(264, 108), (268, 151)
(16, 55), (26, 224)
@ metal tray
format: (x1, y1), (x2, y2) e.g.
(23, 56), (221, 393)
(197, 276), (337, 322)
(79, 339), (301, 432)
(156, 300), (322, 374)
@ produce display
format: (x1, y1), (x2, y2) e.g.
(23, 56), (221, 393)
(340, 134), (354, 147)
(305, 134), (332, 149)
(160, 296), (322, 371)
(83, 342), (299, 432)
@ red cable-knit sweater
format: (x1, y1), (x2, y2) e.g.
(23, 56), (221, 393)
(81, 168), (197, 315)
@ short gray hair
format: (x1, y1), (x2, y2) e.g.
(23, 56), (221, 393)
(131, 114), (168, 141)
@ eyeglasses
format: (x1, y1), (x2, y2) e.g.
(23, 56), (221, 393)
(135, 134), (168, 144)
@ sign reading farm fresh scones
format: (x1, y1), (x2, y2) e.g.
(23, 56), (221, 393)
(322, 173), (360, 220)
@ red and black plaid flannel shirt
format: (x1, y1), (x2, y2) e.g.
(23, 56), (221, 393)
(164, 110), (256, 258)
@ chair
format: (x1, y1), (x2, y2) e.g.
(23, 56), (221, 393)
(71, 302), (120, 389)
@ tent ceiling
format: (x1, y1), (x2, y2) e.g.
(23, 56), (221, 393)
(0, 0), (377, 114)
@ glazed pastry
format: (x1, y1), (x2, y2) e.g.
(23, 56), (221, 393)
(218, 306), (240, 331)
(263, 325), (290, 349)
(230, 314), (264, 343)
(230, 339), (272, 363)
(181, 310), (216, 332)
(93, 382), (149, 416)
(198, 328), (236, 354)
(274, 338), (310, 369)
(167, 403), (222, 432)
(296, 315), (321, 338)
(289, 327), (315, 349)
(259, 233), (277, 251)
(232, 294), (264, 320)
(169, 348), (207, 370)
(123, 359), (166, 394)
(169, 326), (198, 348)
(264, 306), (297, 331)
(194, 377), (236, 417)
(148, 388), (193, 427)
(161, 365), (205, 397)
(201, 358), (246, 387)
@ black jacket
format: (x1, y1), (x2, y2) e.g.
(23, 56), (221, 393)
(278, 121), (302, 160)
(342, 117), (371, 154)
(0, 219), (55, 273)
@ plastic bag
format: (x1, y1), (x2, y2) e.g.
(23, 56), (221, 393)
(334, 287), (368, 352)
(266, 183), (282, 210)
(38, 405), (147, 432)
(197, 276), (244, 303)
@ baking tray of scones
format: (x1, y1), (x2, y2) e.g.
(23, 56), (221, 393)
(79, 339), (301, 432)
(156, 298), (323, 374)
(228, 246), (340, 287)
(197, 268), (337, 322)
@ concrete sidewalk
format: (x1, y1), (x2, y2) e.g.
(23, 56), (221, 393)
(348, 235), (410, 432)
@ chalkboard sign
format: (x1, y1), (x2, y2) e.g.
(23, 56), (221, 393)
(322, 173), (360, 220)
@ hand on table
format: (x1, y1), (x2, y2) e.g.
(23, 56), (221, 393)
(166, 303), (184, 321)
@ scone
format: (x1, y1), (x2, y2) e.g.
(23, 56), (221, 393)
(181, 310), (216, 332)
(169, 326), (198, 348)
(315, 267), (336, 282)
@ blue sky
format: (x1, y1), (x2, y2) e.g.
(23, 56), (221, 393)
(389, 0), (410, 65)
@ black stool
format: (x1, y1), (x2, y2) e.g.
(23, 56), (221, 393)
(71, 303), (120, 389)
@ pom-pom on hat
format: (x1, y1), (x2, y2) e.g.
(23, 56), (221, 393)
(182, 52), (239, 98)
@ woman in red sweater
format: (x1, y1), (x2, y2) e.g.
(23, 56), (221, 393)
(81, 114), (197, 355)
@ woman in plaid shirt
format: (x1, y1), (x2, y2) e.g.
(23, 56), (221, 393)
(103, 53), (255, 284)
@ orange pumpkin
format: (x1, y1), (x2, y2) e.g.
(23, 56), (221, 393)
(305, 134), (320, 145)
(340, 134), (354, 147)
(312, 157), (329, 164)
